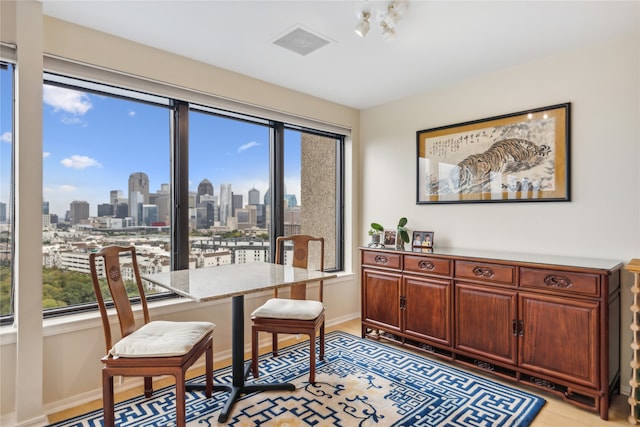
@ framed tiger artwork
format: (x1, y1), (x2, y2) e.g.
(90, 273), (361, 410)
(416, 103), (570, 204)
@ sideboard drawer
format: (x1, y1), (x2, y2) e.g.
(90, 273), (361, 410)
(405, 255), (452, 277)
(520, 267), (599, 296)
(455, 260), (515, 285)
(362, 251), (402, 270)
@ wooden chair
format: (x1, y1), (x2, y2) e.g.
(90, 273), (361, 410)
(251, 235), (325, 383)
(89, 246), (215, 427)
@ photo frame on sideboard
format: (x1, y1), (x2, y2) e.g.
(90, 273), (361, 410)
(383, 230), (397, 248)
(412, 231), (434, 248)
(416, 103), (570, 204)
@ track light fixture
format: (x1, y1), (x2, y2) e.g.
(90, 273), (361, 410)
(354, 1), (407, 39)
(354, 11), (371, 38)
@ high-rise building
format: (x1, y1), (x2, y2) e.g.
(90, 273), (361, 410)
(97, 203), (114, 217)
(150, 183), (170, 225)
(142, 204), (158, 226)
(128, 172), (149, 216)
(219, 183), (232, 226)
(110, 190), (124, 206)
(232, 193), (243, 217)
(42, 201), (49, 215)
(197, 179), (214, 204)
(69, 200), (90, 225)
(248, 187), (260, 205)
(130, 191), (144, 226)
(0, 202), (6, 223)
(114, 203), (128, 218)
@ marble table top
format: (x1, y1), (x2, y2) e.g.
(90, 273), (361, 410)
(142, 262), (337, 302)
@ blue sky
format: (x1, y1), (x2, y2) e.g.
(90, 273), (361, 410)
(33, 82), (301, 217)
(0, 65), (12, 216)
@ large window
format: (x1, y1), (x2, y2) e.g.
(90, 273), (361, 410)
(42, 75), (173, 313)
(0, 62), (14, 318)
(0, 72), (345, 321)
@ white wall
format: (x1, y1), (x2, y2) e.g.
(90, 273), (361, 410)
(360, 34), (639, 393)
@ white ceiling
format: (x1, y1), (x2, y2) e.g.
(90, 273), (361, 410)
(39, 0), (639, 110)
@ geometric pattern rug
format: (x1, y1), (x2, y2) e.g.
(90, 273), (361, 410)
(47, 331), (545, 426)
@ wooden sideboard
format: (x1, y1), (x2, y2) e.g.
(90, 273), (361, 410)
(360, 247), (622, 420)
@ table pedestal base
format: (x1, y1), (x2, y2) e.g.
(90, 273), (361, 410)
(187, 295), (295, 423)
(187, 362), (295, 423)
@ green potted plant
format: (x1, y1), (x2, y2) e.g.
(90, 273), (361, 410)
(396, 217), (409, 250)
(368, 222), (384, 247)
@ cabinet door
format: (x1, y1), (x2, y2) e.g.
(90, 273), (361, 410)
(362, 269), (401, 332)
(455, 282), (517, 365)
(519, 293), (599, 388)
(404, 275), (451, 347)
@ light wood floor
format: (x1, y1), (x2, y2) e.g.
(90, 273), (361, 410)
(48, 318), (631, 426)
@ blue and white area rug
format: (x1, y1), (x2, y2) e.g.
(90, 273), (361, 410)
(49, 331), (545, 426)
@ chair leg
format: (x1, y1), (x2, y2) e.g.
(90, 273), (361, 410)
(175, 373), (186, 427)
(251, 326), (259, 379)
(319, 322), (325, 361)
(308, 331), (316, 384)
(102, 370), (115, 427)
(272, 332), (279, 356)
(144, 376), (153, 398)
(205, 342), (213, 398)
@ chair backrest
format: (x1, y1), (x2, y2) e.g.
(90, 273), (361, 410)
(89, 245), (150, 354)
(274, 235), (324, 301)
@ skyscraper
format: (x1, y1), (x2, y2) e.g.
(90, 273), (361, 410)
(197, 179), (214, 204)
(232, 193), (243, 217)
(248, 187), (260, 205)
(69, 200), (90, 225)
(128, 172), (149, 216)
(219, 183), (232, 226)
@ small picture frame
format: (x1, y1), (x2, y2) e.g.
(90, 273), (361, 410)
(412, 231), (434, 248)
(383, 230), (397, 247)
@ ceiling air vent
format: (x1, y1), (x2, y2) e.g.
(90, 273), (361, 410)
(273, 26), (331, 56)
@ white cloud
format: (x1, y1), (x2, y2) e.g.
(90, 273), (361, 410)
(1, 132), (11, 143)
(61, 155), (102, 169)
(43, 85), (92, 115)
(128, 110), (136, 117)
(59, 185), (77, 192)
(238, 141), (260, 153)
(43, 152), (51, 158)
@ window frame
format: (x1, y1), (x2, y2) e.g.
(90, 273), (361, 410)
(1, 72), (345, 323)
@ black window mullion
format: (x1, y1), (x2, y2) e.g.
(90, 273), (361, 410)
(269, 122), (285, 262)
(172, 101), (189, 270)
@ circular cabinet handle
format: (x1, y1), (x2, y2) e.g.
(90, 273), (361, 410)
(418, 260), (435, 271)
(374, 255), (388, 265)
(544, 275), (572, 288)
(473, 266), (494, 278)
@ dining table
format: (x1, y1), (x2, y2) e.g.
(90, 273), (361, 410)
(142, 262), (337, 423)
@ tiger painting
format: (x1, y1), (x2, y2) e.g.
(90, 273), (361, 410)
(447, 138), (551, 194)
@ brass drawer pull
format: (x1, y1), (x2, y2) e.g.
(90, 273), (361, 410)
(473, 266), (494, 278)
(544, 275), (572, 288)
(418, 260), (435, 271)
(374, 255), (388, 265)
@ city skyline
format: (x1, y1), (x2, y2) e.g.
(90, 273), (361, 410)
(17, 80), (302, 218)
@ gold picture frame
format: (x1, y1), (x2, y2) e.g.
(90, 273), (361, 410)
(417, 103), (570, 204)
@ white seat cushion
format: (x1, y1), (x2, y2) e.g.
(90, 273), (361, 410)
(109, 320), (215, 358)
(251, 298), (324, 321)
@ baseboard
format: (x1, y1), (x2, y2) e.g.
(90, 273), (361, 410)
(0, 413), (49, 427)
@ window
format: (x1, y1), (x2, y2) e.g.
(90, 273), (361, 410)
(42, 75), (173, 313)
(27, 72), (344, 319)
(0, 62), (14, 320)
(188, 107), (272, 267)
